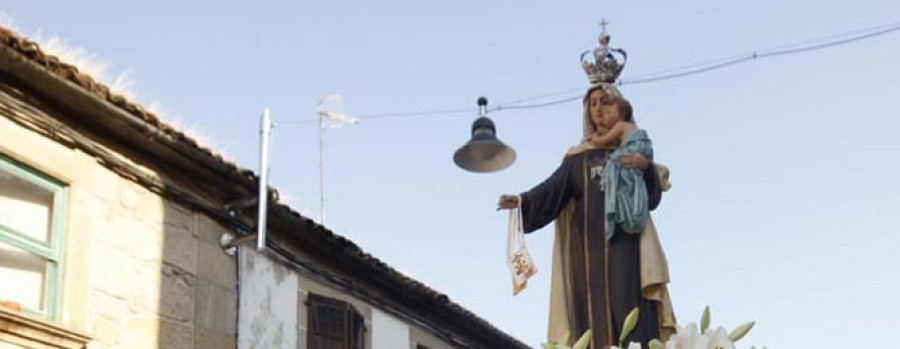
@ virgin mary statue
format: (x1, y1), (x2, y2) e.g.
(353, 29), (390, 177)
(497, 28), (676, 348)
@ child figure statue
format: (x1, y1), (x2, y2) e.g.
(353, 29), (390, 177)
(586, 94), (653, 240)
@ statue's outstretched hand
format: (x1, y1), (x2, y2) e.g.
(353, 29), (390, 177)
(497, 195), (519, 210)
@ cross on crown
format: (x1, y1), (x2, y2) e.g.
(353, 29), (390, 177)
(581, 19), (628, 84)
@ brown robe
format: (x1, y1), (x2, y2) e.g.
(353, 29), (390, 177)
(519, 85), (676, 348)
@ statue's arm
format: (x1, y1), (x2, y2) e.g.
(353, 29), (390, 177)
(644, 162), (662, 210)
(620, 151), (663, 210)
(588, 122), (624, 146)
(519, 156), (576, 233)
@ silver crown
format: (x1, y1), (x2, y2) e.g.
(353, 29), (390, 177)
(581, 20), (627, 84)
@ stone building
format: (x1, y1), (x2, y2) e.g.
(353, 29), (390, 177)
(0, 26), (528, 349)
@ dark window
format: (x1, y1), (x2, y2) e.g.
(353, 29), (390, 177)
(307, 293), (365, 349)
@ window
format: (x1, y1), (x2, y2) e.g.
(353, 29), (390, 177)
(0, 154), (66, 320)
(307, 293), (365, 349)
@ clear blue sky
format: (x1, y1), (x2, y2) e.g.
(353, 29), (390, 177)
(4, 1), (900, 347)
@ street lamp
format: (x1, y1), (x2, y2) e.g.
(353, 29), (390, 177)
(453, 97), (516, 173)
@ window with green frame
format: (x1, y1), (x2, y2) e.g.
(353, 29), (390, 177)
(0, 154), (66, 321)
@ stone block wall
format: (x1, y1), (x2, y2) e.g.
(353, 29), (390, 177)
(0, 107), (238, 348)
(2, 92), (464, 349)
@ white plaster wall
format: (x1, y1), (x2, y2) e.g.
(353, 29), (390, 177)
(238, 247), (298, 349)
(372, 309), (410, 349)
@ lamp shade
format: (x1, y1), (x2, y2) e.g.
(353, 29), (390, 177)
(453, 116), (516, 173)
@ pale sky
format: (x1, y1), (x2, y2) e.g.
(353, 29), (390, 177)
(3, 1), (899, 347)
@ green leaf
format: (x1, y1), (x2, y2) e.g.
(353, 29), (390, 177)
(572, 330), (592, 349)
(619, 307), (640, 347)
(728, 321), (756, 342)
(648, 339), (665, 349)
(700, 306), (710, 334)
(541, 344), (552, 349)
(555, 330), (571, 345)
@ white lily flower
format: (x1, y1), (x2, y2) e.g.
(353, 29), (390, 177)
(665, 323), (708, 349)
(706, 327), (733, 349)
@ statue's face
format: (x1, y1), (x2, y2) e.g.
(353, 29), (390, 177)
(587, 89), (605, 127)
(601, 101), (621, 128)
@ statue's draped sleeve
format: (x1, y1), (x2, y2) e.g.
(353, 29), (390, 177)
(519, 155), (578, 234)
(645, 162), (662, 211)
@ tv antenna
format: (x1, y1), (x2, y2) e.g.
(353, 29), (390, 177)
(317, 94), (359, 224)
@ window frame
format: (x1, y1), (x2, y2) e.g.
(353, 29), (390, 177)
(0, 154), (67, 321)
(306, 293), (366, 349)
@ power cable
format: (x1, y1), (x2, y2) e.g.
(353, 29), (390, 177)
(493, 21), (900, 111)
(280, 21), (900, 125)
(279, 107), (475, 126)
(358, 108), (473, 119)
(498, 86), (589, 105)
(491, 95), (583, 112)
(620, 22), (900, 86)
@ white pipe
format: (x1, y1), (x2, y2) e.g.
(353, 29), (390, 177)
(319, 111), (325, 225)
(257, 108), (273, 251)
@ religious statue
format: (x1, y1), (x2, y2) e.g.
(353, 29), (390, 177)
(497, 23), (676, 348)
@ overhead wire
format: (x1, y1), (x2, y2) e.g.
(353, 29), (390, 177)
(280, 21), (900, 125)
(754, 22), (900, 58)
(759, 21), (899, 53)
(497, 86), (589, 105)
(357, 107), (473, 119)
(278, 107), (475, 126)
(491, 95), (583, 112)
(620, 21), (900, 86)
(613, 22), (900, 84)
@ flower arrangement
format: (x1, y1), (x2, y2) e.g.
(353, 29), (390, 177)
(542, 306), (764, 349)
